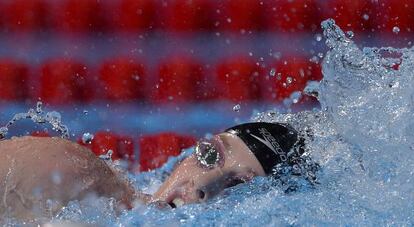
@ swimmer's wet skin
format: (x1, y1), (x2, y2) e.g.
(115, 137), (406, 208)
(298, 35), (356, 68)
(0, 122), (310, 222)
(154, 122), (306, 207)
(0, 136), (142, 222)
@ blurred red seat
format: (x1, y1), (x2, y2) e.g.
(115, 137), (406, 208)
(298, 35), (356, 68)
(90, 131), (120, 160)
(160, 0), (214, 32)
(261, 56), (319, 102)
(264, 0), (321, 33)
(79, 132), (136, 163)
(0, 59), (29, 101)
(110, 0), (157, 32)
(321, 0), (374, 32)
(39, 59), (93, 104)
(52, 0), (107, 33)
(30, 131), (50, 137)
(151, 56), (206, 103)
(218, 0), (265, 32)
(373, 0), (414, 35)
(139, 132), (196, 171)
(118, 136), (135, 162)
(215, 57), (262, 102)
(99, 58), (146, 102)
(3, 0), (51, 32)
(0, 2), (4, 30)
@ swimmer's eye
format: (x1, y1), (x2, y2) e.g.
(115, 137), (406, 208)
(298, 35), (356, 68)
(195, 140), (223, 169)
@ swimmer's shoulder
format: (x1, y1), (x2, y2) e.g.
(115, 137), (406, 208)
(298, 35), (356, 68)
(0, 136), (102, 177)
(0, 136), (95, 157)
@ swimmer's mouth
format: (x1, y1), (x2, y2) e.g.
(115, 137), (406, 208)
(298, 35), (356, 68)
(166, 176), (246, 208)
(163, 190), (185, 208)
(168, 198), (185, 208)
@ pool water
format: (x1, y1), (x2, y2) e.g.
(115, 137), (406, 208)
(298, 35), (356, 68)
(4, 19), (414, 226)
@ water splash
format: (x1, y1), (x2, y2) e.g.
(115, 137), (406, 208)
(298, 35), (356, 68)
(81, 132), (94, 144)
(4, 19), (414, 226)
(232, 104), (241, 112)
(0, 102), (70, 140)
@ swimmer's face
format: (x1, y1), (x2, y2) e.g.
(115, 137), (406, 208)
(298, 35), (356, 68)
(153, 132), (266, 207)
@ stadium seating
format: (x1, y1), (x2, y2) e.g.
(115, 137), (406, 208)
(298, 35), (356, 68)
(99, 57), (147, 102)
(0, 0), (411, 172)
(38, 59), (93, 104)
(0, 59), (29, 101)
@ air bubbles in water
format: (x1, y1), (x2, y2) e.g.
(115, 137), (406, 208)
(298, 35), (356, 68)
(232, 104), (241, 112)
(82, 132), (94, 144)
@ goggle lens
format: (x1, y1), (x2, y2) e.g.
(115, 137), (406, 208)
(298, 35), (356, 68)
(195, 140), (221, 169)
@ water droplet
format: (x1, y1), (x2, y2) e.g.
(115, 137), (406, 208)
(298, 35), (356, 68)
(233, 104), (241, 112)
(267, 112), (276, 118)
(51, 171), (62, 185)
(286, 77), (293, 84)
(290, 91), (302, 104)
(318, 52), (324, 58)
(99, 149), (113, 161)
(82, 132), (94, 144)
(362, 14), (369, 21)
(315, 34), (322, 42)
(36, 101), (43, 114)
(392, 26), (400, 34)
(309, 56), (319, 63)
(83, 110), (88, 115)
(346, 31), (354, 38)
(46, 111), (61, 123)
(303, 80), (320, 98)
(0, 127), (8, 140)
(269, 68), (276, 77)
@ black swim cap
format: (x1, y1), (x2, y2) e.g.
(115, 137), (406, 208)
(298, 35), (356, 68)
(225, 122), (305, 175)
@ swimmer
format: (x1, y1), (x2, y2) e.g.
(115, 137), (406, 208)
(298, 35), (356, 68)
(0, 122), (314, 222)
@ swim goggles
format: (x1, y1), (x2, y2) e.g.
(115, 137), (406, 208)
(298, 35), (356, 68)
(195, 139), (223, 169)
